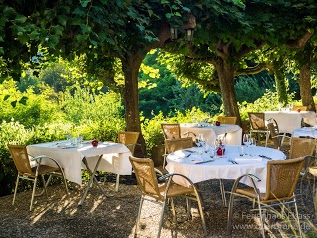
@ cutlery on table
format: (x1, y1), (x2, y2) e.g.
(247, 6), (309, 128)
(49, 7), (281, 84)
(196, 160), (214, 164)
(259, 155), (272, 160)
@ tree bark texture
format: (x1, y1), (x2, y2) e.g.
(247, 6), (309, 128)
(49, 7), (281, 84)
(299, 64), (315, 111)
(214, 59), (241, 126)
(121, 52), (147, 156)
(273, 60), (288, 106)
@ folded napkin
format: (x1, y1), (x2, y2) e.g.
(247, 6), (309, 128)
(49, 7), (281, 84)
(234, 155), (262, 162)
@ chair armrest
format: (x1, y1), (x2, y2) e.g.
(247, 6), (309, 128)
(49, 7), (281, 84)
(230, 173), (261, 197)
(29, 154), (65, 173)
(154, 168), (164, 176)
(183, 131), (196, 137)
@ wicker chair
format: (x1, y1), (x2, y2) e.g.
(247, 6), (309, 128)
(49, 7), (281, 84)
(289, 137), (315, 160)
(116, 131), (140, 191)
(248, 112), (270, 147)
(291, 106), (307, 111)
(118, 131), (140, 155)
(217, 116), (237, 125)
(8, 144), (68, 211)
(129, 156), (207, 238)
(161, 123), (181, 139)
(227, 157), (304, 238)
(165, 138), (193, 154)
(267, 119), (291, 151)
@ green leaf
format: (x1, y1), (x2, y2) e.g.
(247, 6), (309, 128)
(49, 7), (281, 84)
(0, 47), (4, 55)
(58, 15), (68, 26)
(15, 15), (27, 24)
(80, 0), (91, 8)
(0, 17), (7, 27)
(182, 7), (190, 12)
(175, 12), (181, 17)
(0, 36), (4, 42)
(18, 34), (29, 44)
(166, 13), (173, 19)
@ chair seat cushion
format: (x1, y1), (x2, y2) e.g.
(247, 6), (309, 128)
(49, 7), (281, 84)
(159, 182), (194, 198)
(236, 187), (263, 199)
(32, 165), (61, 175)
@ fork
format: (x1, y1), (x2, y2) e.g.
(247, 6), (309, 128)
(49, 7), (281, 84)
(229, 159), (238, 164)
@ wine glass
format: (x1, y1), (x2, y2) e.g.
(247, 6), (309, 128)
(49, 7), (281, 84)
(250, 137), (256, 147)
(243, 134), (251, 146)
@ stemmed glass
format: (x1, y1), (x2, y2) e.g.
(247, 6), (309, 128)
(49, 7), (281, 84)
(243, 134), (251, 146)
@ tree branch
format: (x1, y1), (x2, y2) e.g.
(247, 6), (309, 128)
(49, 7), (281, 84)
(286, 31), (314, 48)
(216, 41), (231, 60)
(184, 56), (216, 64)
(234, 63), (268, 76)
(235, 40), (266, 58)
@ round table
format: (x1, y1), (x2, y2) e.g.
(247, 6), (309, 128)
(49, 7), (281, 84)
(292, 127), (317, 138)
(165, 145), (286, 193)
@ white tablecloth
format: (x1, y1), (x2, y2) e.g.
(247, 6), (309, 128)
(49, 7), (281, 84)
(292, 127), (317, 138)
(166, 146), (285, 192)
(27, 141), (132, 185)
(264, 111), (316, 133)
(180, 123), (242, 145)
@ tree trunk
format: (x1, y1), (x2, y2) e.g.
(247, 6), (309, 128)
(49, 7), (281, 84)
(273, 60), (288, 106)
(121, 52), (147, 156)
(214, 59), (241, 126)
(299, 64), (315, 111)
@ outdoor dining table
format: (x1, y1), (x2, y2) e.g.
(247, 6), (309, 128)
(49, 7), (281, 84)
(264, 111), (316, 133)
(27, 140), (132, 205)
(180, 123), (242, 145)
(165, 145), (286, 194)
(292, 127), (317, 139)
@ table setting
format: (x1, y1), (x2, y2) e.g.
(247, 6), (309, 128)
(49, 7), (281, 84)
(180, 123), (242, 145)
(166, 143), (285, 193)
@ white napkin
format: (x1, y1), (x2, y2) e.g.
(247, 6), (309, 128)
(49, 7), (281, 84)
(190, 154), (203, 164)
(235, 155), (262, 162)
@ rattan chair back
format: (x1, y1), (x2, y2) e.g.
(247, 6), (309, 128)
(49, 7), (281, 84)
(165, 138), (193, 154)
(263, 157), (304, 201)
(292, 106), (307, 111)
(129, 156), (163, 201)
(289, 137), (315, 160)
(118, 131), (140, 155)
(217, 116), (237, 125)
(248, 112), (266, 130)
(267, 122), (281, 149)
(8, 145), (34, 176)
(161, 123), (181, 139)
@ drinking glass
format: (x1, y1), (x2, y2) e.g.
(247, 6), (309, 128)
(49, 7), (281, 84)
(250, 138), (256, 147)
(243, 134), (251, 146)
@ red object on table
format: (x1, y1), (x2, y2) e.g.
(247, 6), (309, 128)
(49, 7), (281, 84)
(216, 121), (221, 126)
(92, 139), (99, 147)
(216, 144), (225, 156)
(297, 108), (301, 112)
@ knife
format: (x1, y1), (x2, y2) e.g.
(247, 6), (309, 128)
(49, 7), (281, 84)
(196, 160), (214, 164)
(259, 155), (272, 160)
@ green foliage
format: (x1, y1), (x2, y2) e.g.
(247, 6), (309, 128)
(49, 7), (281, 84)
(235, 74), (275, 103)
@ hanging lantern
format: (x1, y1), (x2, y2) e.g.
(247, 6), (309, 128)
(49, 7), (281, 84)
(170, 27), (178, 40)
(185, 28), (194, 43)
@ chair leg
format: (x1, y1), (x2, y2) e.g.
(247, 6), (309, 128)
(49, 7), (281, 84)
(30, 177), (38, 211)
(219, 179), (227, 207)
(294, 199), (302, 238)
(170, 198), (177, 225)
(256, 197), (265, 238)
(195, 192), (207, 236)
(135, 196), (144, 236)
(265, 131), (270, 147)
(226, 192), (235, 235)
(12, 176), (19, 205)
(158, 200), (167, 238)
(41, 175), (48, 199)
(185, 198), (192, 220)
(115, 174), (120, 192)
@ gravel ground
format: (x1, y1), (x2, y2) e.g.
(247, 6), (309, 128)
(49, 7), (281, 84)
(0, 172), (316, 238)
